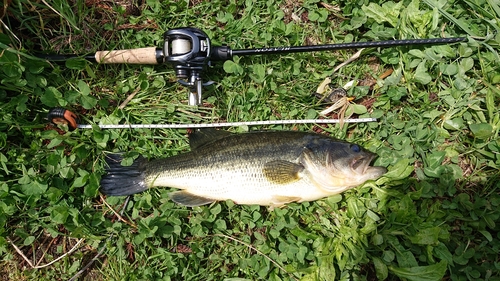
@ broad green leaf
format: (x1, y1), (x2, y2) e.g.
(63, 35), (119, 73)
(68, 260), (81, 274)
(372, 234), (384, 245)
(77, 80), (91, 96)
(306, 109), (317, 119)
(2, 63), (23, 78)
(483, 213), (497, 229)
(80, 94), (97, 109)
(223, 60), (243, 74)
(290, 227), (318, 241)
(389, 260), (448, 281)
(308, 10), (320, 21)
(50, 205), (70, 224)
(396, 250), (419, 268)
(72, 175), (88, 188)
(414, 62), (432, 84)
(459, 57), (474, 73)
(423, 0), (479, 36)
(469, 123), (493, 139)
(250, 64), (266, 83)
(443, 164), (463, 181)
(308, 9), (328, 22)
(441, 64), (458, 75)
(140, 80), (149, 90)
(452, 77), (469, 90)
(380, 158), (413, 181)
(351, 104), (367, 114)
(453, 248), (475, 265)
(325, 194), (342, 204)
(433, 243), (453, 266)
(382, 250), (396, 263)
(47, 138), (63, 149)
(347, 197), (364, 218)
(479, 230), (493, 242)
(424, 165), (444, 178)
(426, 151), (446, 168)
(41, 86), (63, 107)
(408, 49), (425, 59)
(485, 88), (495, 121)
(21, 180), (48, 196)
(23, 236), (36, 246)
(65, 58), (87, 70)
(84, 173), (100, 197)
(408, 227), (441, 245)
(28, 64), (45, 74)
(422, 109), (443, 120)
(373, 257), (389, 280)
(362, 2), (403, 27)
(443, 117), (464, 130)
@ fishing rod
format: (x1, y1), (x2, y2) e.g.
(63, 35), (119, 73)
(37, 27), (466, 106)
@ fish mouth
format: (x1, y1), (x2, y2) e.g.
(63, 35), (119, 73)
(350, 153), (387, 177)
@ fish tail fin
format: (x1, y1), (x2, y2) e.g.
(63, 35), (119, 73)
(100, 154), (149, 196)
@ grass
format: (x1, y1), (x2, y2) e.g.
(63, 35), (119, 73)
(1, 0), (499, 280)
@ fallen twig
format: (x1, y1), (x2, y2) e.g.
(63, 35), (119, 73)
(332, 48), (364, 73)
(118, 87), (141, 109)
(8, 236), (85, 269)
(100, 194), (137, 228)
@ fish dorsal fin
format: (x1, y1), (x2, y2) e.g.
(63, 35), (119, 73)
(170, 191), (215, 207)
(263, 160), (304, 184)
(189, 129), (233, 150)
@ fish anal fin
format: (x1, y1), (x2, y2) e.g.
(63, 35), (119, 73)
(189, 129), (233, 150)
(271, 195), (302, 207)
(170, 191), (215, 207)
(263, 160), (304, 184)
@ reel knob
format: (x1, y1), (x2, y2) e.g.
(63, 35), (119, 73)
(47, 108), (79, 131)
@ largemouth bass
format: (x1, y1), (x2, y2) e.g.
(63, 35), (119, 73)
(100, 130), (386, 207)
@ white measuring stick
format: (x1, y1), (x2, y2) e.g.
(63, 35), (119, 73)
(77, 118), (377, 129)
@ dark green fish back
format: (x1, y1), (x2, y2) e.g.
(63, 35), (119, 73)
(144, 131), (332, 178)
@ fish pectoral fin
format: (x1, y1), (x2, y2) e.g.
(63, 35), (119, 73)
(271, 195), (302, 206)
(170, 191), (215, 207)
(263, 160), (304, 184)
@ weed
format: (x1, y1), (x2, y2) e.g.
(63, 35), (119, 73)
(1, 0), (499, 280)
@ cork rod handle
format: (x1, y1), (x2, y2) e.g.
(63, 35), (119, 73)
(94, 47), (160, 64)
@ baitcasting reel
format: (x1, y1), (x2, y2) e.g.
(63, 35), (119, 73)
(164, 28), (215, 105)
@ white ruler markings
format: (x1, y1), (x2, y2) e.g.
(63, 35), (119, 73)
(77, 118), (378, 129)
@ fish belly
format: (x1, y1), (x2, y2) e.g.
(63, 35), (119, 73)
(150, 167), (330, 205)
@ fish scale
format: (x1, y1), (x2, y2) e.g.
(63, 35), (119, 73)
(146, 132), (307, 189)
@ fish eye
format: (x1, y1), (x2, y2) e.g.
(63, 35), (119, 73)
(350, 144), (361, 153)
